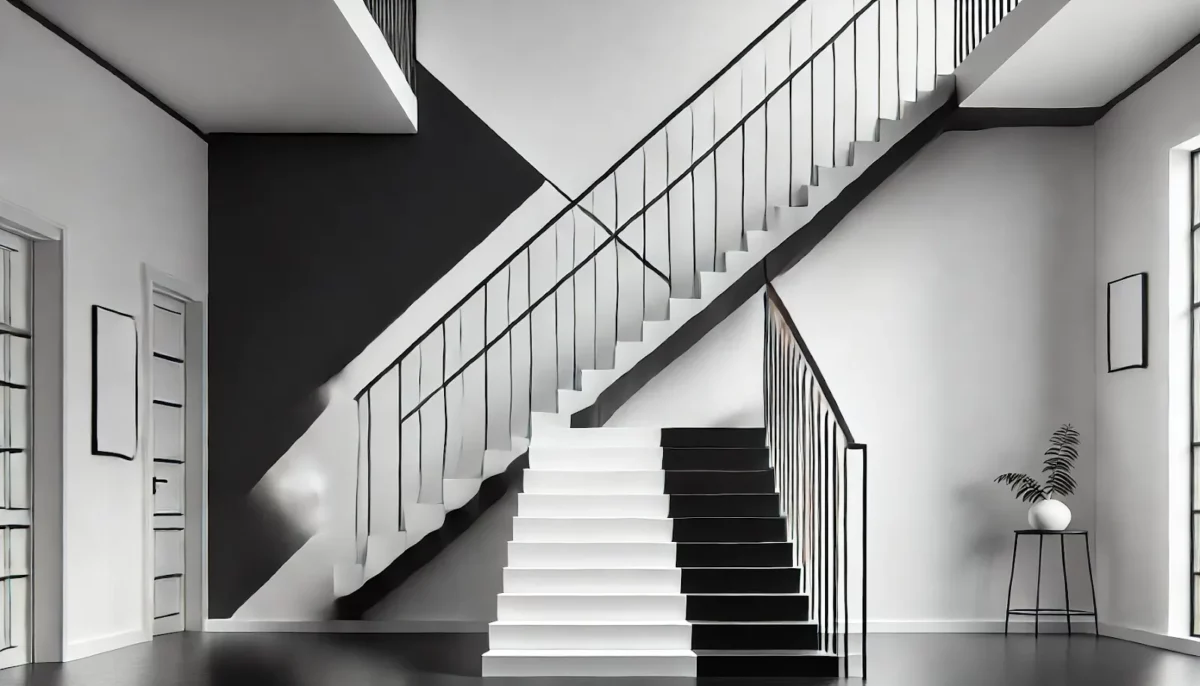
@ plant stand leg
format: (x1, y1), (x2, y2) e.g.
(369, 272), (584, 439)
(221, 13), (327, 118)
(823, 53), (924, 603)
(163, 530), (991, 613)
(1005, 533), (1019, 636)
(1060, 534), (1072, 635)
(1035, 534), (1044, 638)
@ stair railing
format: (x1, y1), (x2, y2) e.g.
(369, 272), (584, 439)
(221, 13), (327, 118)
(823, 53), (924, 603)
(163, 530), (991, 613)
(955, 0), (1023, 65)
(764, 282), (867, 678)
(364, 0), (417, 91)
(352, 0), (1017, 583)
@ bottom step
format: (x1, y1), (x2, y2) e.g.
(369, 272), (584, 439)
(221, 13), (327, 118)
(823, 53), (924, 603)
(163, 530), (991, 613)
(696, 649), (839, 678)
(482, 650), (696, 677)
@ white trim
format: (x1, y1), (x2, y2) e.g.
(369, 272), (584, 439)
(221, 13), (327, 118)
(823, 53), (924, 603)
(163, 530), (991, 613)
(849, 619), (1096, 634)
(63, 628), (146, 662)
(1098, 623), (1200, 658)
(140, 265), (207, 639)
(0, 195), (66, 663)
(0, 197), (64, 243)
(204, 619), (490, 633)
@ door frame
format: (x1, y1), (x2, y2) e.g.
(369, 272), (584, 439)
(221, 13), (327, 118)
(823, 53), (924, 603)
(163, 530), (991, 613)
(0, 196), (65, 663)
(140, 265), (206, 635)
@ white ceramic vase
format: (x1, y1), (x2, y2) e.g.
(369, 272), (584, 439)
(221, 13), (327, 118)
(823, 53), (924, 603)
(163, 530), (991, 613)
(1027, 498), (1072, 531)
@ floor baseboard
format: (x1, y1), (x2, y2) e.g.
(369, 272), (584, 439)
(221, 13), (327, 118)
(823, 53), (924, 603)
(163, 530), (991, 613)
(1098, 623), (1200, 657)
(65, 628), (148, 661)
(203, 619), (490, 633)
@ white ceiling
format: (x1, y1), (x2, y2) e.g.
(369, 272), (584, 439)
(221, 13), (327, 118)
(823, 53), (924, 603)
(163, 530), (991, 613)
(964, 0), (1200, 109)
(24, 0), (416, 133)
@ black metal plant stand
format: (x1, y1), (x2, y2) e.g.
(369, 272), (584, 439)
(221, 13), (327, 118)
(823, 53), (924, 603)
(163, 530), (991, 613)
(1004, 530), (1098, 636)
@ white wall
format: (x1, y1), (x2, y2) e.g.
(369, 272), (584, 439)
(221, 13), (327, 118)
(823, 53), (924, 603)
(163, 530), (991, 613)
(0, 3), (208, 658)
(610, 127), (1098, 627)
(419, 0), (793, 195)
(1093, 41), (1200, 639)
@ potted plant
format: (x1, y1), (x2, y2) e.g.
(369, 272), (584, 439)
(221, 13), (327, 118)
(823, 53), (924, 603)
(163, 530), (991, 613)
(994, 424), (1080, 531)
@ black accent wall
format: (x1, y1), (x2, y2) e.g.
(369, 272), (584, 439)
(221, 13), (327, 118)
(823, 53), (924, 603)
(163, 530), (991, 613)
(208, 63), (544, 618)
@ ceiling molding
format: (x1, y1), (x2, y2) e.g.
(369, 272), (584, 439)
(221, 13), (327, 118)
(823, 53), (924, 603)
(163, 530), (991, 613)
(7, 0), (206, 140)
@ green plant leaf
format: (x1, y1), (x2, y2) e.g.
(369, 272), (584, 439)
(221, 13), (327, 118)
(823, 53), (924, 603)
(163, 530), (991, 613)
(995, 472), (1046, 503)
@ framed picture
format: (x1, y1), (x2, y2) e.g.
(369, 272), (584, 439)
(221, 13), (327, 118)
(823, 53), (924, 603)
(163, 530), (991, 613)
(1107, 272), (1148, 373)
(92, 305), (139, 459)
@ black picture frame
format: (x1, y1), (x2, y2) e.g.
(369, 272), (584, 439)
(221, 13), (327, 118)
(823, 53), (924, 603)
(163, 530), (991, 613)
(1106, 272), (1148, 373)
(92, 305), (139, 460)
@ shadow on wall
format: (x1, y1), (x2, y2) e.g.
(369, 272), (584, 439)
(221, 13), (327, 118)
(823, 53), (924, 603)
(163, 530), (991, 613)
(207, 63), (545, 619)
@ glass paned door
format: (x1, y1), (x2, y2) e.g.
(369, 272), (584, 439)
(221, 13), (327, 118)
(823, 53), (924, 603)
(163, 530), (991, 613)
(0, 229), (31, 669)
(151, 292), (187, 635)
(1192, 152), (1200, 637)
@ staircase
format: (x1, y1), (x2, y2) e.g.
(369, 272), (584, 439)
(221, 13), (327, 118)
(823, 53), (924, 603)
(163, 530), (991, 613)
(484, 426), (835, 677)
(339, 0), (1025, 676)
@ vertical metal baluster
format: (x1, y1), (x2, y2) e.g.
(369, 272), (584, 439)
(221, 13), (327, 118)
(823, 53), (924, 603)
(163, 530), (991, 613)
(853, 4), (859, 149)
(666, 128), (673, 296)
(915, 0), (921, 95)
(763, 49), (769, 231)
(416, 343), (423, 501)
(572, 211), (578, 384)
(740, 64), (747, 242)
(366, 389), (372, 536)
(554, 218), (560, 388)
(506, 266), (513, 436)
(833, 39), (838, 168)
(483, 280), (489, 453)
(895, 0), (901, 117)
(397, 361), (402, 529)
(526, 251), (533, 433)
(642, 149), (648, 324)
(592, 197), (598, 368)
(614, 172), (621, 348)
(441, 321), (448, 490)
(788, 17), (794, 203)
(810, 10), (816, 184)
(713, 91), (719, 272)
(691, 106), (698, 296)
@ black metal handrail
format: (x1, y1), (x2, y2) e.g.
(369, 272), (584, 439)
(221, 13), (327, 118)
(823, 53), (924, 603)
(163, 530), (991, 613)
(764, 281), (867, 678)
(364, 0), (416, 91)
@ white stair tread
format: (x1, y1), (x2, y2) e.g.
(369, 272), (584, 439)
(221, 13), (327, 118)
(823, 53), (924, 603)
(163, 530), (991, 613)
(485, 650), (696, 657)
(491, 620), (691, 626)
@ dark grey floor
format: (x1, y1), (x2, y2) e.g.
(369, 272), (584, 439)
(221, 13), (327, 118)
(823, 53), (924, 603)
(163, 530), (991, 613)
(0, 632), (1197, 685)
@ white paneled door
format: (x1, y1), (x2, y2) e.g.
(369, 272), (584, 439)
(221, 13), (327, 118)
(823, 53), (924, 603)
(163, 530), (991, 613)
(0, 229), (31, 669)
(150, 292), (187, 635)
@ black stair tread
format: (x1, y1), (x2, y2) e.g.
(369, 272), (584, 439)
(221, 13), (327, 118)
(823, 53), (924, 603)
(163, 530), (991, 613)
(681, 566), (799, 570)
(688, 593), (808, 597)
(690, 620), (817, 625)
(694, 649), (833, 657)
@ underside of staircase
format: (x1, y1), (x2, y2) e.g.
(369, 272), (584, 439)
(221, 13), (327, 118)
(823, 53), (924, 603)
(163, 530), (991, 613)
(483, 426), (838, 678)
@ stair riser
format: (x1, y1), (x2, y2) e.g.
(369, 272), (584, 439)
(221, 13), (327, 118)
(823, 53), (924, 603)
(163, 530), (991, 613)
(489, 624), (691, 650)
(524, 470), (664, 495)
(676, 543), (793, 568)
(668, 495), (779, 517)
(529, 448), (663, 471)
(681, 567), (801, 594)
(672, 517), (787, 542)
(661, 428), (765, 448)
(687, 595), (810, 621)
(483, 655), (696, 678)
(503, 568), (681, 594)
(662, 447), (769, 471)
(696, 654), (838, 678)
(691, 623), (819, 650)
(514, 518), (673, 542)
(664, 470), (775, 495)
(509, 542), (676, 568)
(498, 595), (686, 621)
(518, 494), (669, 518)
